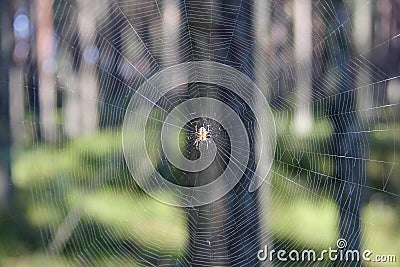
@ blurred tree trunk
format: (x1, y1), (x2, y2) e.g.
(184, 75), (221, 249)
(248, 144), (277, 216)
(185, 1), (230, 265)
(1, 3), (36, 246)
(254, 0), (271, 101)
(388, 0), (400, 76)
(253, 1), (274, 266)
(63, 0), (99, 137)
(97, 0), (124, 128)
(10, 2), (30, 147)
(293, 0), (313, 135)
(185, 0), (261, 266)
(219, 1), (261, 264)
(162, 0), (180, 68)
(63, 63), (80, 137)
(9, 66), (25, 146)
(77, 0), (99, 135)
(353, 0), (375, 120)
(372, 0), (392, 107)
(36, 0), (57, 143)
(0, 0), (13, 212)
(373, 0), (400, 109)
(330, 1), (364, 265)
(161, 0), (186, 98)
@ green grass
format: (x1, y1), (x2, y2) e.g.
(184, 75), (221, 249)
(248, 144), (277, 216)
(361, 201), (400, 266)
(12, 130), (126, 188)
(0, 253), (72, 267)
(68, 189), (187, 249)
(269, 195), (339, 249)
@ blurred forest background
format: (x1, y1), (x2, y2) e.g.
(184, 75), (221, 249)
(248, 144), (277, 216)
(0, 0), (399, 266)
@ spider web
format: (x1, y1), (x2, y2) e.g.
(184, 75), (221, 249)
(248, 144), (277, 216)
(19, 0), (400, 266)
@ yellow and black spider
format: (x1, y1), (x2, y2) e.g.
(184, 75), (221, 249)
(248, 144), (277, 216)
(194, 125), (211, 148)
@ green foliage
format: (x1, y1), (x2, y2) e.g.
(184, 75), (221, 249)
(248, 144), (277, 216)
(5, 116), (400, 266)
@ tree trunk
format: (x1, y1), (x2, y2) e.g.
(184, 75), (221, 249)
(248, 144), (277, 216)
(330, 1), (364, 265)
(162, 0), (180, 68)
(185, 1), (231, 265)
(77, 0), (99, 136)
(185, 0), (261, 266)
(353, 0), (375, 119)
(0, 0), (13, 212)
(293, 0), (313, 135)
(253, 1), (274, 266)
(36, 0), (57, 143)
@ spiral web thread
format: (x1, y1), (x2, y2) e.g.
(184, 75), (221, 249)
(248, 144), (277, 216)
(20, 0), (400, 266)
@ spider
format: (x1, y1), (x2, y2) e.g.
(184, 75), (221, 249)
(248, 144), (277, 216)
(194, 124), (211, 148)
